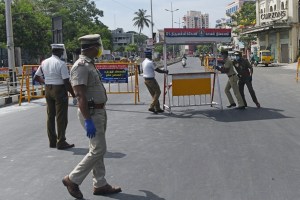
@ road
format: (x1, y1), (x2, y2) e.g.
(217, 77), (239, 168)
(1, 57), (300, 200)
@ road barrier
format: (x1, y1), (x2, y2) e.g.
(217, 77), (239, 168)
(18, 62), (140, 105)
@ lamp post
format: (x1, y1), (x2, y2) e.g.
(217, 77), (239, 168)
(165, 2), (179, 58)
(5, 0), (17, 93)
(165, 2), (179, 28)
(174, 18), (182, 28)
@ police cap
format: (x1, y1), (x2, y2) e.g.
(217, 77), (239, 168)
(78, 34), (101, 45)
(51, 44), (65, 49)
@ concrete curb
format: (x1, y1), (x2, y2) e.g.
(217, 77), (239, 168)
(0, 95), (20, 107)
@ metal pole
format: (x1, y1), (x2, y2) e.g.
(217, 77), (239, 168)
(5, 0), (16, 93)
(150, 0), (154, 58)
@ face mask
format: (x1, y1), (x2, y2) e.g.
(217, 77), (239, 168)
(96, 48), (102, 58)
(236, 56), (240, 60)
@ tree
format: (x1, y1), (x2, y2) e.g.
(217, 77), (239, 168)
(125, 44), (138, 54)
(0, 0), (113, 63)
(229, 2), (256, 51)
(132, 9), (151, 34)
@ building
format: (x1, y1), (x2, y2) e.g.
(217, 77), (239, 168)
(181, 11), (209, 54)
(242, 0), (299, 63)
(226, 0), (255, 15)
(224, 0), (256, 50)
(183, 11), (209, 28)
(111, 28), (133, 51)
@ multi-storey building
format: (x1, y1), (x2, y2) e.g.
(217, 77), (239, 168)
(242, 0), (299, 63)
(224, 0), (256, 50)
(111, 28), (133, 51)
(183, 11), (209, 28)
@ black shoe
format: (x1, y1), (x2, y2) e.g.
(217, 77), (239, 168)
(50, 144), (56, 148)
(235, 106), (246, 110)
(226, 103), (236, 108)
(156, 109), (164, 113)
(256, 103), (261, 108)
(148, 108), (158, 114)
(57, 141), (75, 150)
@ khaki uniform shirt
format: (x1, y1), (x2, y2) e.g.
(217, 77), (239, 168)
(223, 58), (236, 77)
(70, 55), (107, 104)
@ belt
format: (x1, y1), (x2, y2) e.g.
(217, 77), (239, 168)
(144, 77), (155, 80)
(45, 84), (64, 87)
(228, 74), (236, 78)
(94, 103), (105, 109)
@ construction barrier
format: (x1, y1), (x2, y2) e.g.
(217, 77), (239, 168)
(297, 57), (300, 82)
(19, 65), (45, 105)
(95, 62), (140, 104)
(164, 71), (223, 113)
(18, 62), (140, 105)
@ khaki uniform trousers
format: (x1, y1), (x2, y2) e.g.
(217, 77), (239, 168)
(69, 108), (108, 188)
(144, 78), (161, 110)
(45, 85), (68, 147)
(224, 75), (245, 107)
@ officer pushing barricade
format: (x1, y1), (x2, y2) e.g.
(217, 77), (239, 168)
(214, 50), (245, 110)
(142, 50), (168, 114)
(233, 51), (260, 108)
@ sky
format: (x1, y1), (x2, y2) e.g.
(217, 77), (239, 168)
(94, 0), (231, 37)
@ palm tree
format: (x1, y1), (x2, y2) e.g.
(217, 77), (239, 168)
(133, 9), (151, 34)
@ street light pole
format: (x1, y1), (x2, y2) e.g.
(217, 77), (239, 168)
(5, 0), (17, 93)
(165, 2), (179, 58)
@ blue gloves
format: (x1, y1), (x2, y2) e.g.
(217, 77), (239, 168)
(84, 119), (96, 138)
(73, 98), (78, 105)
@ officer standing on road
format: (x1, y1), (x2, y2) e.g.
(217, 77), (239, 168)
(34, 44), (76, 149)
(62, 34), (121, 199)
(142, 50), (168, 114)
(216, 50), (245, 109)
(233, 51), (261, 108)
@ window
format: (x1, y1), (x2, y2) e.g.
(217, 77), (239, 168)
(274, 5), (276, 10)
(270, 6), (273, 12)
(281, 2), (284, 10)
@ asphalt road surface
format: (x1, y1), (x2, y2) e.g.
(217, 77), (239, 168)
(1, 57), (300, 200)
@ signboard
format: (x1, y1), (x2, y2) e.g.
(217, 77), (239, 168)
(0, 67), (9, 79)
(95, 63), (128, 83)
(164, 28), (232, 44)
(260, 10), (287, 23)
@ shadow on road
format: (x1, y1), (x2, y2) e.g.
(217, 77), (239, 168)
(164, 107), (291, 122)
(64, 148), (126, 158)
(107, 190), (165, 200)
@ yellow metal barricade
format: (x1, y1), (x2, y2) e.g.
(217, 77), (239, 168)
(164, 71), (222, 113)
(297, 57), (300, 82)
(19, 65), (45, 105)
(95, 62), (140, 104)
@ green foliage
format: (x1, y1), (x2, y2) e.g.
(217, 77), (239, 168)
(196, 45), (212, 54)
(125, 44), (138, 53)
(229, 2), (256, 50)
(0, 0), (112, 62)
(154, 44), (163, 54)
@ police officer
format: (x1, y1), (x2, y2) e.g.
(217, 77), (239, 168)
(62, 34), (121, 199)
(216, 50), (245, 109)
(233, 51), (260, 108)
(34, 44), (76, 149)
(142, 50), (168, 114)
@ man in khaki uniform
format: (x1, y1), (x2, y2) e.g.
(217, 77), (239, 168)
(62, 34), (121, 199)
(216, 50), (245, 109)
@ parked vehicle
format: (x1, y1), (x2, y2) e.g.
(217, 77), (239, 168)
(253, 50), (273, 67)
